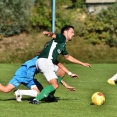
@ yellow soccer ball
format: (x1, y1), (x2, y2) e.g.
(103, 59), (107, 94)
(91, 92), (105, 106)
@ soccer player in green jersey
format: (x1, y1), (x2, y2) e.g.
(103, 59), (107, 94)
(30, 25), (91, 104)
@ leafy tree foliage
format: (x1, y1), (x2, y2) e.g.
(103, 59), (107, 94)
(96, 3), (117, 47)
(29, 1), (52, 31)
(77, 2), (117, 47)
(0, 0), (30, 36)
(71, 0), (85, 8)
(30, 0), (71, 32)
(1, 0), (117, 47)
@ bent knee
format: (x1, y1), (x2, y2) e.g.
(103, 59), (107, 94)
(58, 71), (66, 78)
(3, 89), (11, 93)
(52, 84), (59, 89)
(60, 72), (66, 77)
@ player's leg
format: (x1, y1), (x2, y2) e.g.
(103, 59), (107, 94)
(0, 75), (20, 93)
(33, 63), (66, 103)
(56, 66), (66, 78)
(14, 79), (43, 102)
(25, 78), (43, 97)
(55, 66), (66, 84)
(30, 58), (59, 104)
(48, 66), (65, 96)
(33, 79), (57, 102)
(0, 83), (15, 92)
(9, 76), (23, 101)
(107, 73), (117, 85)
(0, 75), (23, 101)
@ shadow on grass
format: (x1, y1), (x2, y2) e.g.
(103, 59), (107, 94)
(0, 97), (33, 101)
(0, 96), (79, 103)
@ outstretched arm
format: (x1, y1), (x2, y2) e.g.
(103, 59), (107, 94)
(43, 31), (56, 38)
(56, 62), (77, 91)
(57, 62), (78, 78)
(61, 80), (76, 91)
(64, 54), (91, 67)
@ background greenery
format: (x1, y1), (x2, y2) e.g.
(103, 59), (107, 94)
(0, 0), (117, 63)
(0, 33), (117, 63)
(0, 63), (117, 117)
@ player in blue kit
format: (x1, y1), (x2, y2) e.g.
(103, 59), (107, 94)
(0, 52), (77, 102)
(0, 56), (42, 102)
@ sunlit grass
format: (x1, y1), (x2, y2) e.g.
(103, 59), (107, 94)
(0, 63), (117, 117)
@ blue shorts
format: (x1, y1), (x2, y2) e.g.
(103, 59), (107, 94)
(9, 75), (42, 89)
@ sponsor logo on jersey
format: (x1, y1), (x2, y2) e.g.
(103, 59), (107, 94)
(57, 49), (61, 54)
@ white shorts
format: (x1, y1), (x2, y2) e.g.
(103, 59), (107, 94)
(36, 58), (58, 81)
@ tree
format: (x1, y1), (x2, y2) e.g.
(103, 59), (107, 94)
(71, 0), (85, 8)
(30, 0), (71, 32)
(0, 0), (31, 36)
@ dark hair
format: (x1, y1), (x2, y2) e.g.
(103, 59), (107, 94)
(61, 25), (74, 34)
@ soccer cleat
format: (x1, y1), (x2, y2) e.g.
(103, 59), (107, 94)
(29, 99), (39, 104)
(14, 89), (22, 102)
(107, 79), (115, 85)
(46, 95), (58, 102)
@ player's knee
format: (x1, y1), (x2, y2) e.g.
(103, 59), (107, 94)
(49, 78), (59, 89)
(4, 89), (11, 93)
(53, 83), (59, 89)
(59, 71), (66, 78)
(61, 72), (66, 77)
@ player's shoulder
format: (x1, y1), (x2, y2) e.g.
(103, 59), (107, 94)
(55, 33), (66, 43)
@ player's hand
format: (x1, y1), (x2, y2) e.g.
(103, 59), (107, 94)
(70, 73), (79, 78)
(82, 63), (91, 68)
(66, 86), (76, 91)
(43, 31), (53, 36)
(43, 31), (48, 34)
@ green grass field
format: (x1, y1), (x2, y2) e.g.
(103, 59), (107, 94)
(0, 63), (117, 117)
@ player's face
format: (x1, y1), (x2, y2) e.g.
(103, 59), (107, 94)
(65, 28), (75, 42)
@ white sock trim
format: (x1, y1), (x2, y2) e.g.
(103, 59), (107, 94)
(110, 73), (117, 81)
(18, 89), (38, 97)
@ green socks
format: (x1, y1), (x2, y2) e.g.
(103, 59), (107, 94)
(35, 77), (63, 101)
(57, 77), (62, 84)
(49, 77), (62, 96)
(36, 85), (55, 101)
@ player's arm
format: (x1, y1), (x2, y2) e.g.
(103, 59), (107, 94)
(57, 62), (78, 78)
(43, 31), (56, 38)
(61, 80), (76, 91)
(64, 54), (91, 68)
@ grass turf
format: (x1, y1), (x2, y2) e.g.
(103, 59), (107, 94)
(0, 63), (117, 117)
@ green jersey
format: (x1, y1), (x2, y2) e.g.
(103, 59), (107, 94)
(39, 34), (68, 63)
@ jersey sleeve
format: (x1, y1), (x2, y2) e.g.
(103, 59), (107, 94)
(54, 34), (66, 43)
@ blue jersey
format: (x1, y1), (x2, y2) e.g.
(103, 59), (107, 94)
(9, 56), (39, 88)
(14, 56), (38, 79)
